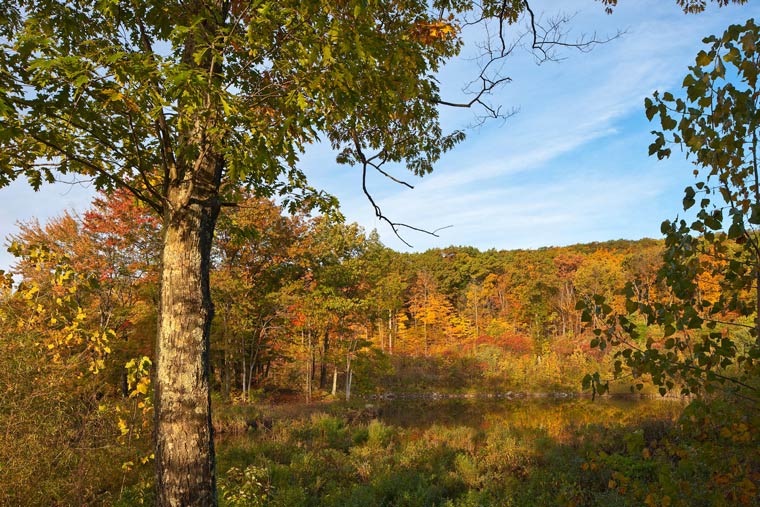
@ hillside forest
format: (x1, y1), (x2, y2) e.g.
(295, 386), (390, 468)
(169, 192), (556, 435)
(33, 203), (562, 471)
(3, 190), (663, 403)
(2, 187), (759, 506)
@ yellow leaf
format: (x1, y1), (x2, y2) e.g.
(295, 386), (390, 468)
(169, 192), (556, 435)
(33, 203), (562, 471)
(118, 417), (129, 436)
(136, 381), (149, 395)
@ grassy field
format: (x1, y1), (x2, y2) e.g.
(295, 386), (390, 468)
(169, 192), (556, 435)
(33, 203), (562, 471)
(152, 396), (752, 507)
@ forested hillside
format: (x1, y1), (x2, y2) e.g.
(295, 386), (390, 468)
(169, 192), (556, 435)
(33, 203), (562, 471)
(1, 191), (672, 405)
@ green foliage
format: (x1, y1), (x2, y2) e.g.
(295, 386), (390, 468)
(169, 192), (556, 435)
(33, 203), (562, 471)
(0, 0), (475, 213)
(213, 399), (742, 507)
(584, 20), (760, 400)
(219, 465), (273, 507)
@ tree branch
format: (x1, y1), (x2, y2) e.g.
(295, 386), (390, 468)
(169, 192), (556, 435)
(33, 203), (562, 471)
(351, 132), (450, 248)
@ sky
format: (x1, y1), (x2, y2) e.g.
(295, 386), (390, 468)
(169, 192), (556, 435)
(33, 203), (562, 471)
(1, 0), (759, 271)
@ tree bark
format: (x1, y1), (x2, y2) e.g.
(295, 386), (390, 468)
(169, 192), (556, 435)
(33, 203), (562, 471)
(305, 330), (313, 403)
(152, 3), (229, 502)
(154, 159), (222, 506)
(222, 311), (230, 400)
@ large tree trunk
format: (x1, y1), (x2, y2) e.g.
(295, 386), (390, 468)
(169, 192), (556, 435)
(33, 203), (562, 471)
(155, 160), (222, 506)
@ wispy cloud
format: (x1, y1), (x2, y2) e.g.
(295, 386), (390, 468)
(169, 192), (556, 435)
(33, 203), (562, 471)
(341, 0), (757, 251)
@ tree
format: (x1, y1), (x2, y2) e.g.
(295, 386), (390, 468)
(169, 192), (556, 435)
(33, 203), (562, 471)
(574, 249), (625, 314)
(0, 2), (474, 502)
(584, 19), (760, 400)
(0, 241), (153, 504)
(363, 239), (408, 355)
(9, 193), (161, 395)
(553, 252), (584, 337)
(211, 197), (304, 400)
(408, 271), (460, 355)
(0, 0), (718, 503)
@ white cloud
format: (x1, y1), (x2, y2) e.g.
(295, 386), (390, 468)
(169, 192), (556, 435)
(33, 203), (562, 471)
(339, 0), (759, 251)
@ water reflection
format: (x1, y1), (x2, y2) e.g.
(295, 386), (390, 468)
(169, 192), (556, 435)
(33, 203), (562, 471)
(372, 396), (684, 430)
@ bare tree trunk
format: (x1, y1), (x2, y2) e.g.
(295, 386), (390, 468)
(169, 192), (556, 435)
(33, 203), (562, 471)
(306, 329), (313, 403)
(319, 328), (329, 389)
(388, 309), (393, 355)
(241, 333), (247, 401)
(247, 327), (264, 396)
(345, 350), (352, 401)
(332, 366), (338, 396)
(222, 310), (230, 400)
(423, 320), (428, 357)
(154, 156), (222, 506)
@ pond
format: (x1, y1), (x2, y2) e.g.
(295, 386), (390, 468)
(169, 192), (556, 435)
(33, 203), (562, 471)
(368, 395), (685, 430)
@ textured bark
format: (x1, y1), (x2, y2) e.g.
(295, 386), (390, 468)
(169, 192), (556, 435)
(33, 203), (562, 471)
(155, 156), (222, 506)
(151, 3), (228, 502)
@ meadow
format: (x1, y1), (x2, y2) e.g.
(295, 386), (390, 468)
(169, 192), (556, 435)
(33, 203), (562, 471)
(113, 395), (759, 507)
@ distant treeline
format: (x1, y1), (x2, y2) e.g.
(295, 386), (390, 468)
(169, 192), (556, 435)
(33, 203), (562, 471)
(2, 190), (672, 402)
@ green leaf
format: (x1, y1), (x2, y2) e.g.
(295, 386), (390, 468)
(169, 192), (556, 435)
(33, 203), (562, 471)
(661, 112), (677, 131)
(696, 50), (712, 66)
(297, 93), (308, 110)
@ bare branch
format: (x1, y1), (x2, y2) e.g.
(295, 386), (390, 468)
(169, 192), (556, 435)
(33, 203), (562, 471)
(524, 3), (623, 63)
(351, 132), (450, 248)
(367, 158), (415, 190)
(437, 1), (621, 125)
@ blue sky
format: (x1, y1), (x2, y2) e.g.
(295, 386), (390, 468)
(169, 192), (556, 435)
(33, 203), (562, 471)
(1, 0), (759, 270)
